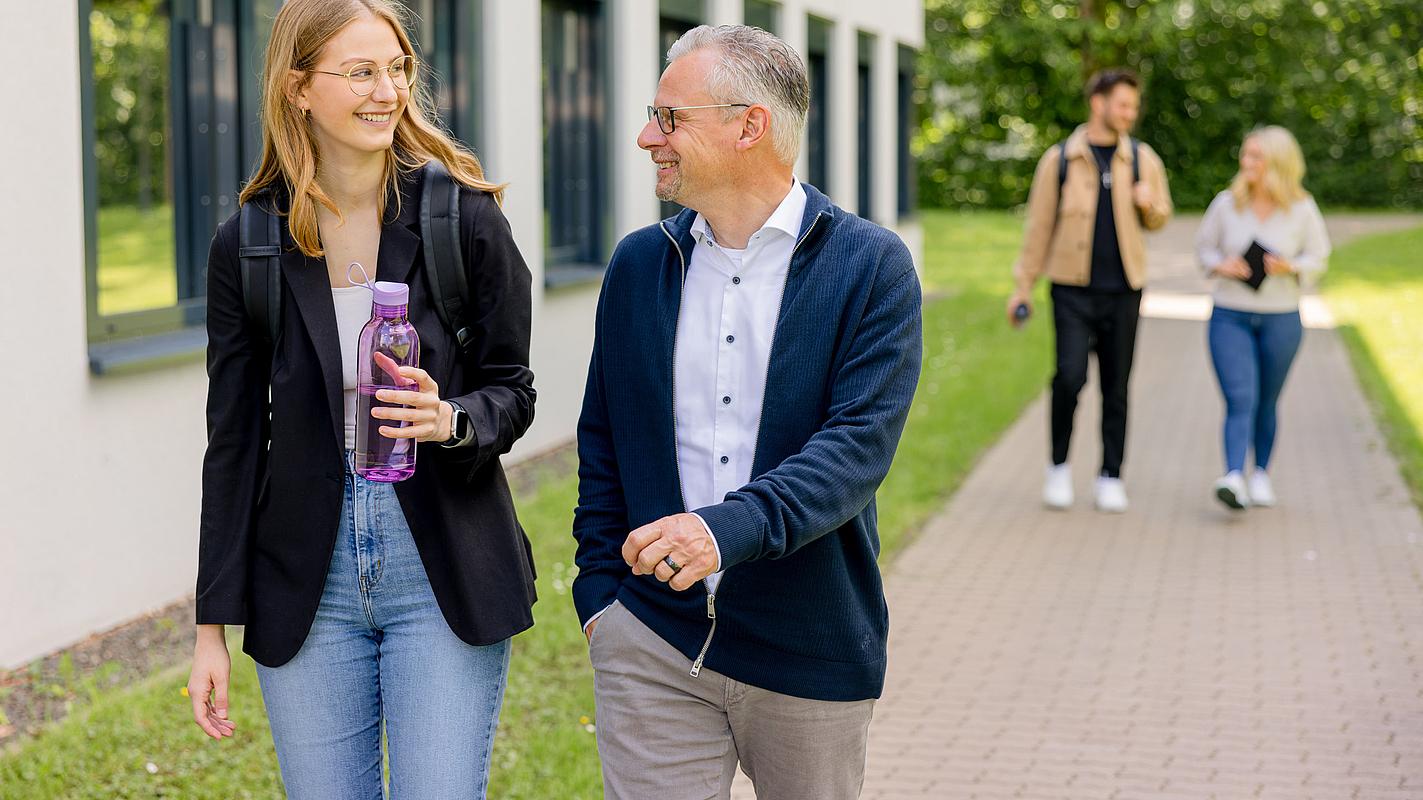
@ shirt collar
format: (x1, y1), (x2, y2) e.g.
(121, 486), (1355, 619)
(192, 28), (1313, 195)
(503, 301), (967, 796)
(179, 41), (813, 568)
(691, 177), (807, 247)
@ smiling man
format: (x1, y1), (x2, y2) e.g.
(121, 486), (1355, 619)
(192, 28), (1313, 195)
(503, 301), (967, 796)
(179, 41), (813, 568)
(571, 24), (923, 800)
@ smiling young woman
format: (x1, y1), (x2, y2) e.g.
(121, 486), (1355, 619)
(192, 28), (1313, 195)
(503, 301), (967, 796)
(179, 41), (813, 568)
(188, 2), (537, 798)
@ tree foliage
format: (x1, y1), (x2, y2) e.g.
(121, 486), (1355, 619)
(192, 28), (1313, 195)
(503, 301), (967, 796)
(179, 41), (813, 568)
(916, 0), (1423, 209)
(90, 0), (170, 209)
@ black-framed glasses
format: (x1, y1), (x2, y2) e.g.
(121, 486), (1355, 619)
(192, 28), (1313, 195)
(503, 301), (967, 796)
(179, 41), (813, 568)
(647, 103), (751, 135)
(310, 55), (417, 97)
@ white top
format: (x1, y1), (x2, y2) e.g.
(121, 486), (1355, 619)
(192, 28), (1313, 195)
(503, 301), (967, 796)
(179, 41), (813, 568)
(676, 178), (808, 594)
(1195, 190), (1331, 314)
(332, 286), (373, 450)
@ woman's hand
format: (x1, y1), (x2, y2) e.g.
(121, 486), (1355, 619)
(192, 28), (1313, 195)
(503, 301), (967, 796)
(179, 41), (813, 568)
(188, 625), (237, 740)
(1263, 253), (1294, 276)
(1213, 256), (1252, 281)
(371, 353), (453, 442)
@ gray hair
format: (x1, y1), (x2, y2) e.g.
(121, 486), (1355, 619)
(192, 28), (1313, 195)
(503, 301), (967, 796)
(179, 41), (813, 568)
(666, 25), (810, 165)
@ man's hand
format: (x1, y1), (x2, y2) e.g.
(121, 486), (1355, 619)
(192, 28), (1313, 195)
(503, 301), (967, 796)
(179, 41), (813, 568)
(622, 513), (719, 592)
(1132, 181), (1154, 211)
(1006, 290), (1033, 327)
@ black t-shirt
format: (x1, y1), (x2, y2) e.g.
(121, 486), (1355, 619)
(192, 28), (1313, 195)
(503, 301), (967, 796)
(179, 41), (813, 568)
(1088, 143), (1130, 293)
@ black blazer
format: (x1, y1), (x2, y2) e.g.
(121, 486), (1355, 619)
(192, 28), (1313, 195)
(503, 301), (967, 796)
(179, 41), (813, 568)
(196, 166), (538, 667)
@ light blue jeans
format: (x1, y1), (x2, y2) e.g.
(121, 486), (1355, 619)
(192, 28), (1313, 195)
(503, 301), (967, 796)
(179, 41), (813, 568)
(1208, 306), (1304, 474)
(256, 453), (511, 800)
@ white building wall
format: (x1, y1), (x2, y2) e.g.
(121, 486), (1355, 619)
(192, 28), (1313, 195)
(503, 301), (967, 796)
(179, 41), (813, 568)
(0, 0), (923, 668)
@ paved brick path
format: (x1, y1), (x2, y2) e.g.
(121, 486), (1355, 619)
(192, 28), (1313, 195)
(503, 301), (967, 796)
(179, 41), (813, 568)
(734, 214), (1423, 799)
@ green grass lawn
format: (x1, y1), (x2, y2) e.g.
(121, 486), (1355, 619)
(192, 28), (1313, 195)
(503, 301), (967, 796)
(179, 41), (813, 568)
(96, 204), (178, 317)
(1, 209), (1053, 799)
(1323, 224), (1423, 508)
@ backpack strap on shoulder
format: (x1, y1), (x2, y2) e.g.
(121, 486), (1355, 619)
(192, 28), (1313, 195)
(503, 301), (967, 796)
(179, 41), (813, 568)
(1130, 137), (1140, 184)
(419, 160), (472, 354)
(237, 196), (282, 350)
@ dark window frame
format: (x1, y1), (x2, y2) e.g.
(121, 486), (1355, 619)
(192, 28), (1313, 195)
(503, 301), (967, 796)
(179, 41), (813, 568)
(856, 31), (874, 220)
(896, 43), (918, 220)
(542, 0), (611, 283)
(805, 16), (831, 195)
(743, 0), (778, 33)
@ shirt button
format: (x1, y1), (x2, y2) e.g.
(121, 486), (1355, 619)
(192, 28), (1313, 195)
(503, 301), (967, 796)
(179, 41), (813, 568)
(732, 276), (741, 285)
(722, 396), (732, 405)
(720, 456), (730, 464)
(726, 335), (735, 344)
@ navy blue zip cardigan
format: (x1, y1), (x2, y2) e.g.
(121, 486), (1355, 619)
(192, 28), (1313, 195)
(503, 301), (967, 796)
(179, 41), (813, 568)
(572, 183), (923, 702)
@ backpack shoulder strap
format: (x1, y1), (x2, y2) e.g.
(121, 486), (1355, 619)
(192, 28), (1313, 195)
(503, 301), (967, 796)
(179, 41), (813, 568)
(1131, 137), (1140, 184)
(237, 196), (282, 350)
(419, 160), (472, 354)
(1055, 140), (1070, 215)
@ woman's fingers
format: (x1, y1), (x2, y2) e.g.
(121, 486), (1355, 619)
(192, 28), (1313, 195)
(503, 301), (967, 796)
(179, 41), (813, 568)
(189, 677), (228, 739)
(374, 389), (437, 408)
(189, 679), (218, 738)
(397, 366), (438, 395)
(379, 423), (435, 439)
(372, 351), (409, 385)
(370, 405), (432, 422)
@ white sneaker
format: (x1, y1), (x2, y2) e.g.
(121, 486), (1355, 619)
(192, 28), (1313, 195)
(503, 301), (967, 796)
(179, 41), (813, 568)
(1094, 476), (1129, 513)
(1248, 471), (1276, 507)
(1043, 464), (1073, 510)
(1214, 471), (1251, 511)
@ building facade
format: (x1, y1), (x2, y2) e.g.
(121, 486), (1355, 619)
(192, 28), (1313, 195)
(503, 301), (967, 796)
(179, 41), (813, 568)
(0, 0), (922, 668)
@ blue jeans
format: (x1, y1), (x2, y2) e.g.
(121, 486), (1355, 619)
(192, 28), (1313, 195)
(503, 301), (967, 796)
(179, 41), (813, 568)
(255, 454), (511, 799)
(1207, 307), (1303, 474)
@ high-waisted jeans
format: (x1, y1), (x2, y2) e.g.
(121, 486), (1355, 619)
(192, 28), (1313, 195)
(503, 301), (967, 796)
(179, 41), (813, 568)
(255, 453), (511, 799)
(1207, 306), (1304, 474)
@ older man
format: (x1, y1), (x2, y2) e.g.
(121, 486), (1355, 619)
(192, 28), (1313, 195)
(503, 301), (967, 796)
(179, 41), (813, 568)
(571, 24), (922, 800)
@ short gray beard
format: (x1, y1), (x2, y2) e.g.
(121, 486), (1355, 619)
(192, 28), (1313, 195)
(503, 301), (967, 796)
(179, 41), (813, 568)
(655, 172), (684, 203)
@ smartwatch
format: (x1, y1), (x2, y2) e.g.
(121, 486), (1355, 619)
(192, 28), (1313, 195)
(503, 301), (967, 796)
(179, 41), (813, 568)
(441, 401), (471, 447)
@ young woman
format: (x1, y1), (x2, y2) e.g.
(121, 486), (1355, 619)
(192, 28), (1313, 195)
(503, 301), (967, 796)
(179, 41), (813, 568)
(1196, 126), (1330, 511)
(186, 1), (537, 796)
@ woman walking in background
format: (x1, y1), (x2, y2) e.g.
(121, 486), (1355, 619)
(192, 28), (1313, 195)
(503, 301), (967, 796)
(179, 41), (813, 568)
(1196, 126), (1330, 511)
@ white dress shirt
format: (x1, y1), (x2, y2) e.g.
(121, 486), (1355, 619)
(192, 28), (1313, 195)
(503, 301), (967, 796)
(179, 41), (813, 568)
(678, 178), (807, 593)
(584, 178), (807, 634)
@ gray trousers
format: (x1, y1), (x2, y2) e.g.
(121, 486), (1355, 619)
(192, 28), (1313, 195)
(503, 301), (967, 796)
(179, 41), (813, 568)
(589, 600), (875, 800)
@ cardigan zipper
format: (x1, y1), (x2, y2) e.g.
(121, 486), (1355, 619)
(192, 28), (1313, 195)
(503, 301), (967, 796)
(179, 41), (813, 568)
(685, 211), (825, 679)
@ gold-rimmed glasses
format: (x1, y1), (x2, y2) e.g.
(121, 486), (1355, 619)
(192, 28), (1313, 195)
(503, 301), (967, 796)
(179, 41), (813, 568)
(310, 55), (417, 97)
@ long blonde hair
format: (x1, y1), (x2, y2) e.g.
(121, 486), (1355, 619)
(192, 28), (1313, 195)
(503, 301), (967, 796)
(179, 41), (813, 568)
(1229, 125), (1309, 211)
(238, 0), (504, 258)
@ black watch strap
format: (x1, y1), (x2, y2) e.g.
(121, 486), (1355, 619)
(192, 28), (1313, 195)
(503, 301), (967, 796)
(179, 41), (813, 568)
(441, 401), (471, 448)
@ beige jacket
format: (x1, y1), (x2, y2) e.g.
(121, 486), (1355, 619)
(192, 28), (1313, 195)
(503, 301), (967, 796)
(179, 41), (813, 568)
(1012, 126), (1173, 292)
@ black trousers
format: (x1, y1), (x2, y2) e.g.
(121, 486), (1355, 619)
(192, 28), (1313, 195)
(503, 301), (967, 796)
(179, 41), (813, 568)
(1049, 284), (1142, 479)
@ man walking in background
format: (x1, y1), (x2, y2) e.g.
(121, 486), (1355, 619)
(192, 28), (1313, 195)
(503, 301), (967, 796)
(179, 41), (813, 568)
(1007, 69), (1173, 513)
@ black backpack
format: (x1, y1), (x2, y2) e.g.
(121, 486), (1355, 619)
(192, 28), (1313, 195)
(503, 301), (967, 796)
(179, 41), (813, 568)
(237, 160), (474, 355)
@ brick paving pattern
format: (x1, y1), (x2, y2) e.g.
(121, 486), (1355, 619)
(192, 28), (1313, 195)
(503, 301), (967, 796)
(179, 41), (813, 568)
(733, 214), (1423, 799)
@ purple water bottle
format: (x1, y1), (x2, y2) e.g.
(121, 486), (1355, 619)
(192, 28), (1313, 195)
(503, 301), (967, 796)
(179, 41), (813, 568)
(350, 263), (420, 482)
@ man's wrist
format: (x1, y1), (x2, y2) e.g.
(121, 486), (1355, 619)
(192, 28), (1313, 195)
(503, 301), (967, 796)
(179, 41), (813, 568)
(689, 512), (722, 573)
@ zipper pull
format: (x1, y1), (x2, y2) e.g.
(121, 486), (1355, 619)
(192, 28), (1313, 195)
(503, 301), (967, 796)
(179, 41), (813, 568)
(706, 593), (717, 619)
(690, 654), (705, 678)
